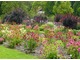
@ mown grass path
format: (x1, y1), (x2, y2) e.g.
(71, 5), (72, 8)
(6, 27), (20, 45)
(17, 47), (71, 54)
(0, 46), (37, 59)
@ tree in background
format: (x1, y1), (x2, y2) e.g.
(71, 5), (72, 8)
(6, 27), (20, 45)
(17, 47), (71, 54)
(0, 2), (2, 16)
(70, 1), (75, 8)
(29, 1), (46, 17)
(43, 1), (55, 16)
(1, 1), (80, 20)
(1, 1), (29, 18)
(53, 1), (74, 15)
(73, 1), (80, 16)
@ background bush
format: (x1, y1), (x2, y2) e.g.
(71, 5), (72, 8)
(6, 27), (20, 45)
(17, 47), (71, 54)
(2, 8), (25, 24)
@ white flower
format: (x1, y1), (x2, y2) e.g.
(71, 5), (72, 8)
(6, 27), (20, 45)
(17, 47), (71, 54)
(70, 54), (72, 57)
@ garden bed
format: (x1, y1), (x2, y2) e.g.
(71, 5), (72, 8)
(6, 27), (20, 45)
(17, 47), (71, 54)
(0, 23), (80, 59)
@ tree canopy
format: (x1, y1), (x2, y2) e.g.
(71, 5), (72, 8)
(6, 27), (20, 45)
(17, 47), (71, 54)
(0, 1), (80, 18)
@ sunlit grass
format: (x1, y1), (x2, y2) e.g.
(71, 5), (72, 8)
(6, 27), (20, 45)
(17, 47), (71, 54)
(0, 46), (37, 59)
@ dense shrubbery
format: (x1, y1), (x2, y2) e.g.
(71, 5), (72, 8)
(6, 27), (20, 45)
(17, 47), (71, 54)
(54, 14), (80, 29)
(0, 1), (80, 59)
(62, 14), (78, 29)
(0, 23), (80, 59)
(2, 8), (25, 24)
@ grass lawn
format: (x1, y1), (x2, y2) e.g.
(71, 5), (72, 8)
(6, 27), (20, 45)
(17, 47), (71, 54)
(0, 46), (37, 59)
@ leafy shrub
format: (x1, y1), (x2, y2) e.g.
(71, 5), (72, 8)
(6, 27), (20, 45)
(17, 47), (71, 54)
(62, 14), (78, 29)
(42, 40), (64, 59)
(26, 38), (37, 53)
(4, 25), (23, 48)
(2, 8), (25, 24)
(8, 38), (22, 48)
(42, 43), (58, 59)
(24, 32), (39, 53)
(55, 40), (64, 48)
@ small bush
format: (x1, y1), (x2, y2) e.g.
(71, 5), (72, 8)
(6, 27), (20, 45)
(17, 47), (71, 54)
(8, 38), (21, 48)
(24, 32), (39, 53)
(2, 8), (25, 24)
(62, 14), (78, 29)
(26, 38), (37, 53)
(42, 43), (58, 59)
(42, 40), (64, 59)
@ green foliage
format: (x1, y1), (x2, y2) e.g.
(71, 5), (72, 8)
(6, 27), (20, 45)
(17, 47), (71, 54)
(8, 38), (22, 48)
(73, 2), (80, 16)
(0, 1), (76, 19)
(43, 1), (55, 16)
(53, 1), (74, 14)
(70, 1), (75, 8)
(67, 46), (79, 59)
(42, 43), (58, 59)
(25, 38), (37, 53)
(42, 40), (64, 59)
(0, 2), (2, 16)
(55, 40), (64, 47)
(30, 1), (46, 17)
(1, 2), (28, 18)
(47, 22), (54, 28)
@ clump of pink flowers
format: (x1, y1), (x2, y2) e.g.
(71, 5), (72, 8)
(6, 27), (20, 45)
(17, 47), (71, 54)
(66, 38), (80, 54)
(67, 38), (80, 47)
